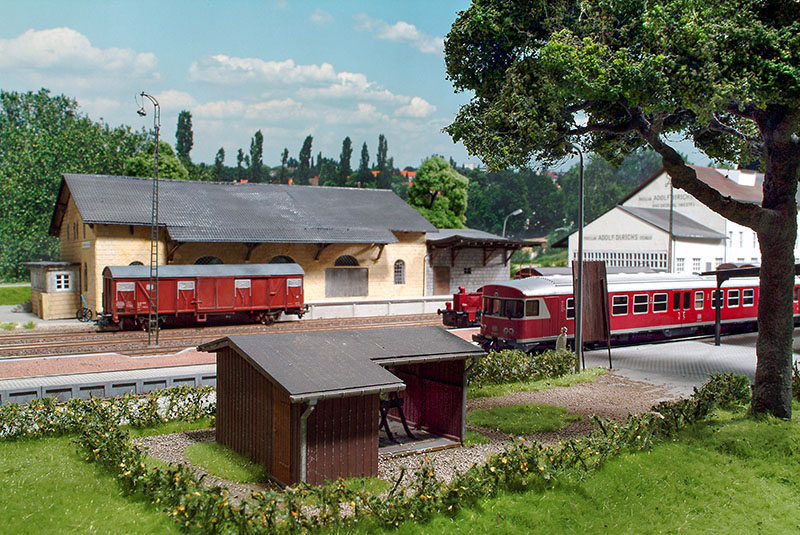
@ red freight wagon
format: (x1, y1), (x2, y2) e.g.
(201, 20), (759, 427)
(100, 263), (305, 329)
(474, 272), (800, 352)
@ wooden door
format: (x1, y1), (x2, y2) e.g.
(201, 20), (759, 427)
(272, 399), (292, 484)
(433, 267), (450, 295)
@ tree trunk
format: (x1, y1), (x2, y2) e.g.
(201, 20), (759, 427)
(752, 110), (800, 419)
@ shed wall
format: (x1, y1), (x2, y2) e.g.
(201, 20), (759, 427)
(390, 360), (465, 440)
(426, 247), (510, 296)
(305, 395), (379, 485)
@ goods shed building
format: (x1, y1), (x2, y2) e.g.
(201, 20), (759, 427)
(42, 174), (436, 319)
(198, 326), (485, 486)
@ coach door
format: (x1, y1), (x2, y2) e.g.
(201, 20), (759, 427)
(671, 290), (692, 326)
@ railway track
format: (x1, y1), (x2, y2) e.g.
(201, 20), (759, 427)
(0, 314), (443, 360)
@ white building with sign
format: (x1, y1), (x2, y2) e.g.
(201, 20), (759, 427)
(566, 165), (800, 273)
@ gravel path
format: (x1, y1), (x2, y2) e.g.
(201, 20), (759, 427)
(140, 371), (679, 494)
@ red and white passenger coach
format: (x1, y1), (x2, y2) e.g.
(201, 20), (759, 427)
(475, 272), (800, 352)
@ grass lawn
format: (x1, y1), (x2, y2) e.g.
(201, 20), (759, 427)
(0, 285), (31, 305)
(0, 435), (181, 535)
(469, 367), (606, 399)
(184, 441), (270, 484)
(340, 405), (800, 534)
(467, 403), (582, 435)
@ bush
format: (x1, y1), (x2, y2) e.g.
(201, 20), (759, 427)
(0, 322), (17, 330)
(694, 373), (752, 409)
(469, 349), (577, 387)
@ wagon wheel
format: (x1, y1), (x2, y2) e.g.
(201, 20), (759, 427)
(76, 307), (93, 322)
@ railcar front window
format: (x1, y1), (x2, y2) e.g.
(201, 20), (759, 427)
(727, 289), (740, 308)
(653, 293), (667, 313)
(525, 299), (540, 317)
(566, 298), (575, 319)
(743, 289), (755, 306)
(482, 297), (493, 314)
(633, 294), (648, 314)
(612, 295), (628, 316)
(492, 298), (502, 315)
(695, 291), (704, 309)
(504, 299), (524, 318)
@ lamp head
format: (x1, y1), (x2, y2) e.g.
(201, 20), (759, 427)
(511, 208), (523, 216)
(137, 107), (147, 117)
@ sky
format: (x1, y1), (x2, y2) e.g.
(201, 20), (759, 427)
(0, 0), (482, 169)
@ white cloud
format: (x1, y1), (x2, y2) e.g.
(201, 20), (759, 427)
(353, 14), (443, 55)
(245, 98), (310, 121)
(155, 90), (196, 110)
(0, 27), (157, 77)
(189, 55), (337, 85)
(394, 96), (436, 118)
(310, 9), (334, 26)
(194, 100), (246, 119)
(297, 71), (407, 103)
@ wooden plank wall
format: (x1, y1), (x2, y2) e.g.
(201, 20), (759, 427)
(305, 395), (379, 485)
(390, 359), (465, 440)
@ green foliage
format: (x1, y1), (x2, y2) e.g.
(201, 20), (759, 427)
(0, 285), (30, 304)
(297, 135), (313, 185)
(249, 130), (264, 183)
(464, 429), (491, 446)
(124, 141), (189, 181)
(184, 441), (269, 484)
(407, 156), (469, 228)
(469, 349), (578, 387)
(793, 362), (800, 402)
(175, 110), (193, 162)
(0, 322), (17, 330)
(0, 89), (145, 281)
(22, 321), (36, 329)
(467, 403), (582, 435)
(693, 373), (752, 409)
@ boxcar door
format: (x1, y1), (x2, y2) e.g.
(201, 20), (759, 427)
(286, 276), (303, 308)
(216, 278), (235, 310)
(267, 278), (285, 309)
(234, 279), (252, 310)
(134, 280), (152, 314)
(176, 280), (195, 312)
(115, 282), (136, 315)
(196, 278), (216, 311)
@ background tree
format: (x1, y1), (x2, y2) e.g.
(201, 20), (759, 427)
(407, 155), (468, 228)
(445, 0), (800, 418)
(249, 130), (263, 183)
(236, 149), (245, 182)
(355, 142), (373, 187)
(0, 89), (144, 280)
(175, 110), (193, 164)
(213, 147), (225, 182)
(376, 134), (391, 189)
(123, 140), (189, 181)
(297, 135), (313, 185)
(337, 136), (353, 187)
(279, 148), (289, 184)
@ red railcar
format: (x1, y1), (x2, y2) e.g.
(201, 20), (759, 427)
(474, 272), (800, 352)
(100, 263), (306, 329)
(438, 286), (483, 328)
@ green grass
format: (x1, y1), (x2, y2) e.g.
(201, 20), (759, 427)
(0, 322), (18, 330)
(0, 435), (181, 535)
(464, 430), (491, 446)
(0, 285), (31, 305)
(342, 403), (800, 535)
(125, 417), (215, 438)
(23, 321), (36, 329)
(467, 403), (582, 435)
(184, 441), (270, 484)
(469, 367), (606, 399)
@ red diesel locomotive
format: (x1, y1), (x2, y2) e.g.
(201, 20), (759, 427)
(438, 286), (483, 328)
(474, 272), (800, 352)
(99, 263), (306, 329)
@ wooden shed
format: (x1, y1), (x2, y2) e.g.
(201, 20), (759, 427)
(198, 326), (485, 486)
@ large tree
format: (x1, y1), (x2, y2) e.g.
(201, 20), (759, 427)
(354, 142), (373, 187)
(175, 110), (193, 163)
(249, 130), (264, 183)
(337, 136), (353, 186)
(407, 156), (468, 228)
(213, 147), (225, 182)
(445, 0), (800, 418)
(0, 89), (144, 280)
(123, 140), (189, 181)
(376, 134), (391, 189)
(297, 135), (313, 185)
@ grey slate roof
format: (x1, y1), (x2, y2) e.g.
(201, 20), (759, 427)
(199, 326), (485, 402)
(619, 206), (726, 239)
(54, 174), (436, 244)
(102, 263), (304, 279)
(426, 228), (507, 242)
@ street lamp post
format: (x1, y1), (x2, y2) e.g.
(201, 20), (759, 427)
(502, 208), (523, 238)
(137, 92), (160, 346)
(571, 143), (585, 372)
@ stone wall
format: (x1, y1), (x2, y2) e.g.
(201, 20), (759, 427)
(426, 247), (510, 295)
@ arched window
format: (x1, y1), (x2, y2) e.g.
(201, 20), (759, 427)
(129, 261), (144, 266)
(394, 260), (405, 285)
(269, 255), (296, 264)
(195, 256), (223, 265)
(334, 255), (359, 267)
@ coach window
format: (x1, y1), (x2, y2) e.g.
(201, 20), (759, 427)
(727, 289), (740, 308)
(742, 289), (755, 306)
(566, 297), (575, 319)
(672, 292), (681, 310)
(683, 291), (691, 309)
(195, 256), (223, 265)
(633, 294), (649, 314)
(695, 291), (704, 310)
(653, 293), (667, 313)
(525, 299), (540, 318)
(711, 289), (723, 309)
(612, 295), (628, 316)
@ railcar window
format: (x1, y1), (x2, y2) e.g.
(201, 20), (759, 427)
(566, 298), (575, 320)
(794, 287), (799, 302)
(683, 291), (691, 309)
(525, 299), (540, 317)
(612, 295), (628, 316)
(492, 298), (502, 315)
(482, 297), (493, 314)
(727, 289), (740, 307)
(711, 290), (722, 309)
(743, 289), (755, 306)
(673, 292), (681, 311)
(504, 299), (524, 318)
(653, 293), (668, 312)
(695, 291), (704, 310)
(633, 294), (649, 314)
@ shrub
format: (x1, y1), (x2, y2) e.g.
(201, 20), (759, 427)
(468, 349), (577, 387)
(0, 322), (17, 330)
(23, 321), (36, 329)
(694, 373), (752, 409)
